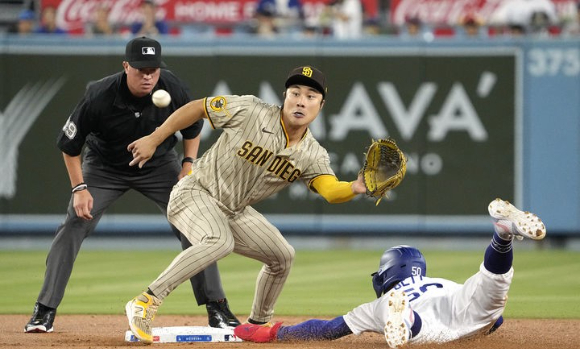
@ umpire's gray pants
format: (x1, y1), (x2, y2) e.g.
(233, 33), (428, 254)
(36, 161), (225, 309)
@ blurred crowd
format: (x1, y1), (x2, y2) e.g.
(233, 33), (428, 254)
(3, 0), (580, 39)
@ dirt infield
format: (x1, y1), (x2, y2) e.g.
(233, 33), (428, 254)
(2, 315), (578, 349)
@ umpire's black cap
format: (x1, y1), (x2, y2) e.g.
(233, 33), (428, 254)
(285, 66), (327, 98)
(125, 36), (166, 69)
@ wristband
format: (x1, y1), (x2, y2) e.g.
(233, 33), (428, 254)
(181, 157), (194, 166)
(72, 182), (88, 193)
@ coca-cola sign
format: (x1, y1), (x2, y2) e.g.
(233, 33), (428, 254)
(42, 0), (379, 31)
(43, 0), (144, 30)
(390, 0), (576, 26)
(42, 0), (267, 30)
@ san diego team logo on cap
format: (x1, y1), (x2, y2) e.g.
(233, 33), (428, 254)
(142, 47), (156, 55)
(301, 67), (313, 77)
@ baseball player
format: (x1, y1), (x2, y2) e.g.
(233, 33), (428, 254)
(234, 198), (547, 348)
(24, 36), (239, 334)
(124, 66), (370, 343)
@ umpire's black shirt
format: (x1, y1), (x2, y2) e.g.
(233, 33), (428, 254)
(57, 70), (202, 173)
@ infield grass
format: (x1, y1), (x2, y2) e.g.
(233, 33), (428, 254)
(2, 249), (578, 319)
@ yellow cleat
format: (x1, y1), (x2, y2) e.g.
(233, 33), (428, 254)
(125, 292), (162, 344)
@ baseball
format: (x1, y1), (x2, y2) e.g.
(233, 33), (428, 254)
(152, 89), (171, 108)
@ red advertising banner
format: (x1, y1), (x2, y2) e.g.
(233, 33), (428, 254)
(41, 0), (378, 31)
(41, 0), (257, 30)
(389, 0), (577, 26)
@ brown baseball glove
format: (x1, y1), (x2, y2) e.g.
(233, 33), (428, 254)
(361, 138), (407, 205)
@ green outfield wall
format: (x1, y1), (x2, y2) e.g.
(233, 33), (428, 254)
(0, 37), (578, 235)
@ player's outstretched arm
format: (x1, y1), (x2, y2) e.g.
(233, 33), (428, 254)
(128, 99), (206, 168)
(311, 174), (366, 204)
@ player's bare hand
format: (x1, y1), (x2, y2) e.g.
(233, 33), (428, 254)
(73, 190), (94, 220)
(127, 135), (156, 168)
(351, 173), (366, 195)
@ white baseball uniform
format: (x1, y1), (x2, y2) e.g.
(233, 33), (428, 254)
(344, 263), (512, 344)
(148, 95), (336, 322)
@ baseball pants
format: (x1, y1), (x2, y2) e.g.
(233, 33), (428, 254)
(149, 184), (295, 323)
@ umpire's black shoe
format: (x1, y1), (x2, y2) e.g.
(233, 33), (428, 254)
(206, 299), (241, 328)
(24, 302), (56, 333)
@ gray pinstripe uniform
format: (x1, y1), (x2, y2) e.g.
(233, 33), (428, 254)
(148, 95), (335, 322)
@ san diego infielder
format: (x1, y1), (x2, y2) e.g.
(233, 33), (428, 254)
(124, 66), (370, 343)
(235, 198), (547, 347)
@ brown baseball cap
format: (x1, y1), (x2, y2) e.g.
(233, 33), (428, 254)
(125, 36), (166, 69)
(285, 66), (327, 98)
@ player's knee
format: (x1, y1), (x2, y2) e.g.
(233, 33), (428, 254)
(287, 244), (296, 262)
(285, 246), (296, 271)
(222, 239), (236, 256)
(206, 234), (235, 256)
(273, 244), (295, 274)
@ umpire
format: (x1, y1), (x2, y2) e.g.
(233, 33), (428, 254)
(25, 36), (239, 333)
